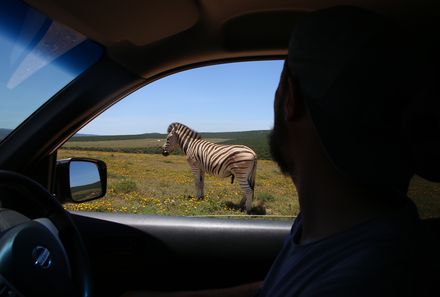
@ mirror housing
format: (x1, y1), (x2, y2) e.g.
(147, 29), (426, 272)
(55, 158), (107, 203)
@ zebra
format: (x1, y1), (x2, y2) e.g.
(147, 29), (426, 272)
(161, 122), (257, 214)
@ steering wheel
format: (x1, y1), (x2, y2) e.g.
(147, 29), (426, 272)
(0, 170), (92, 297)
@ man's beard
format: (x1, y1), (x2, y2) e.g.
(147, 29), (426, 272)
(269, 118), (293, 176)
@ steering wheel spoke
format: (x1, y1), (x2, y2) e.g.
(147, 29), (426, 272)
(0, 220), (74, 296)
(0, 170), (91, 297)
(0, 274), (25, 297)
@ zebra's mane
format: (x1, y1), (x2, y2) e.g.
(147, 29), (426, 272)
(168, 122), (201, 140)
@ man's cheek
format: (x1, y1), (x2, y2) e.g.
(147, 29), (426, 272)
(274, 87), (283, 114)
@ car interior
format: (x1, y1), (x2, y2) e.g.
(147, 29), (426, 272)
(0, 0), (438, 296)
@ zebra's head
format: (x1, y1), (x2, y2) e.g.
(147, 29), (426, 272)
(162, 124), (179, 156)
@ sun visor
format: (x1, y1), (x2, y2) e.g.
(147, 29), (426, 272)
(25, 0), (200, 46)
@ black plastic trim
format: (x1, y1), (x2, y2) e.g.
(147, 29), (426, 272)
(71, 212), (292, 295)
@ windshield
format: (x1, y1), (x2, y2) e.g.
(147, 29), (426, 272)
(0, 0), (102, 142)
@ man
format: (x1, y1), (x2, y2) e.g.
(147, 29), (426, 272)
(123, 6), (438, 297)
(259, 6), (438, 297)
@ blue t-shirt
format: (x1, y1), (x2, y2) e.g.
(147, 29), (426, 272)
(258, 199), (434, 297)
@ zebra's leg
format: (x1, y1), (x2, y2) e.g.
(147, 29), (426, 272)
(236, 174), (253, 213)
(187, 159), (204, 199)
(244, 188), (253, 214)
(239, 186), (253, 214)
(240, 195), (246, 210)
(239, 186), (248, 210)
(191, 169), (204, 200)
(195, 171), (205, 200)
(235, 159), (257, 214)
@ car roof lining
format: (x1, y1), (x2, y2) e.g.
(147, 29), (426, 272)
(25, 0), (439, 79)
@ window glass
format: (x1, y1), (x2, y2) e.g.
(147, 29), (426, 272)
(0, 0), (102, 142)
(60, 61), (298, 219)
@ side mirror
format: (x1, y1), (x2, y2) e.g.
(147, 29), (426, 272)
(55, 158), (107, 203)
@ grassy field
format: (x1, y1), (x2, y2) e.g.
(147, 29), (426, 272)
(60, 149), (298, 218)
(65, 130), (272, 158)
(63, 138), (230, 149)
(64, 138), (168, 149)
(60, 131), (440, 219)
(408, 176), (440, 218)
(63, 138), (231, 154)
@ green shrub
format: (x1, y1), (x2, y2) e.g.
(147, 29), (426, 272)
(113, 179), (137, 193)
(257, 192), (276, 202)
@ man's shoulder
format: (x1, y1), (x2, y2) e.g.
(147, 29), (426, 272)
(259, 200), (426, 297)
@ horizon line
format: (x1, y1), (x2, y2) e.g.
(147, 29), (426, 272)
(74, 128), (272, 137)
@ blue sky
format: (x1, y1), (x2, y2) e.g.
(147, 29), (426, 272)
(79, 60), (284, 135)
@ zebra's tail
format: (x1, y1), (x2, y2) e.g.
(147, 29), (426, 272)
(248, 158), (257, 192)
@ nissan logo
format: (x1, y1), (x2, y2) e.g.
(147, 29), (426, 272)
(32, 246), (52, 269)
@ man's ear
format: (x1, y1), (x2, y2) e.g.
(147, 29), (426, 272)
(284, 77), (303, 122)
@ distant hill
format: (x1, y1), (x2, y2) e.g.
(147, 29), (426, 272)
(70, 132), (165, 142)
(70, 130), (268, 142)
(203, 130), (271, 159)
(66, 130), (273, 160)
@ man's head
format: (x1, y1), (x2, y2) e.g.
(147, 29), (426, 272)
(270, 6), (421, 190)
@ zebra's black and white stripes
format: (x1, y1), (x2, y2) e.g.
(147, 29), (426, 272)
(162, 122), (257, 214)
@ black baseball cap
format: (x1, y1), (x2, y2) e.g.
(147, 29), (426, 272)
(287, 6), (423, 188)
